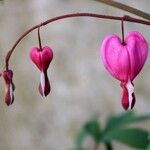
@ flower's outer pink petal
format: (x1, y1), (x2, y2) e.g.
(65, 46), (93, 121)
(30, 47), (42, 70)
(41, 46), (53, 71)
(101, 34), (130, 81)
(125, 31), (148, 80)
(101, 32), (148, 82)
(121, 85), (129, 110)
(30, 46), (53, 71)
(38, 71), (50, 96)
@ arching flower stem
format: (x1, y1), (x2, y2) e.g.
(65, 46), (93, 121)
(4, 13), (150, 70)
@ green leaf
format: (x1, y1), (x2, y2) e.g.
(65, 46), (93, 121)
(75, 115), (101, 149)
(84, 118), (101, 142)
(105, 112), (150, 131)
(75, 129), (87, 150)
(102, 128), (149, 149)
(146, 132), (150, 150)
(105, 112), (133, 130)
(146, 145), (150, 150)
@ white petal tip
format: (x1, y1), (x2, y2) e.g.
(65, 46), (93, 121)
(126, 80), (134, 109)
(40, 72), (45, 96)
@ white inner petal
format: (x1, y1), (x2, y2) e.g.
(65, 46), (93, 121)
(40, 72), (45, 96)
(126, 79), (134, 109)
(9, 84), (13, 104)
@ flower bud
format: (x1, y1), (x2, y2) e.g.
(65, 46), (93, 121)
(3, 70), (15, 106)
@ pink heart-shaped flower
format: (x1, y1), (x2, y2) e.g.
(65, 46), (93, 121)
(30, 46), (53, 97)
(101, 31), (148, 110)
(30, 46), (53, 72)
(101, 31), (148, 82)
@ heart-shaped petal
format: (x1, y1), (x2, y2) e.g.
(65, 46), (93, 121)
(125, 31), (148, 80)
(101, 31), (148, 82)
(30, 46), (53, 72)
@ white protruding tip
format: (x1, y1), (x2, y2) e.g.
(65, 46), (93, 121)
(40, 72), (45, 96)
(9, 84), (13, 104)
(126, 79), (134, 109)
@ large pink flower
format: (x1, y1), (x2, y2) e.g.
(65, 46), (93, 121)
(30, 46), (53, 96)
(101, 31), (148, 110)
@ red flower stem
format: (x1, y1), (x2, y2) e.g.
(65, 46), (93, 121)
(38, 27), (42, 50)
(5, 13), (150, 69)
(121, 16), (125, 44)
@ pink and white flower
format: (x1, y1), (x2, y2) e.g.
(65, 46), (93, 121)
(30, 46), (53, 96)
(3, 69), (15, 106)
(101, 31), (148, 110)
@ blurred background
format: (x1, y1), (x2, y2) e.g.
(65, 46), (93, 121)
(0, 0), (150, 150)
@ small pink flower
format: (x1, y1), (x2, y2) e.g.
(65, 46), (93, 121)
(101, 31), (148, 110)
(3, 69), (15, 106)
(30, 46), (53, 96)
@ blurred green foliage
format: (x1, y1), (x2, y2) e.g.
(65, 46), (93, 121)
(75, 112), (150, 150)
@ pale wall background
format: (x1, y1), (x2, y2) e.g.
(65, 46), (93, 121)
(0, 0), (150, 150)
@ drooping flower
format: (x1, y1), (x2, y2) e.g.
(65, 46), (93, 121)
(3, 69), (15, 106)
(101, 31), (148, 110)
(30, 46), (53, 96)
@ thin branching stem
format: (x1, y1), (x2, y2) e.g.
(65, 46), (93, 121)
(94, 0), (150, 20)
